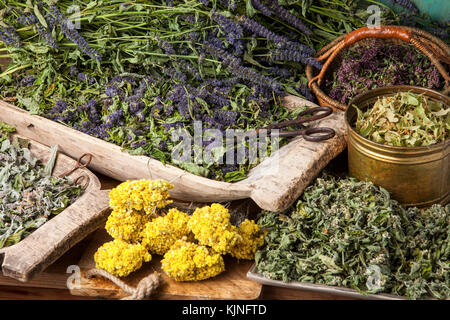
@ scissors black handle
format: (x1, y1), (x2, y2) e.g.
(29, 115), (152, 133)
(295, 106), (334, 123)
(303, 127), (335, 142)
(263, 106), (335, 141)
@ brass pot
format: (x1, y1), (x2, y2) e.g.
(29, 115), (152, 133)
(346, 86), (449, 207)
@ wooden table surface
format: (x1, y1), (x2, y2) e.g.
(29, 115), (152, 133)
(0, 172), (357, 300)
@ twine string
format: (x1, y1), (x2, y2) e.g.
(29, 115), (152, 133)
(84, 268), (161, 300)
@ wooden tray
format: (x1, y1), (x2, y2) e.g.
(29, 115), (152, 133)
(70, 228), (262, 300)
(0, 135), (110, 282)
(247, 264), (405, 300)
(0, 96), (347, 212)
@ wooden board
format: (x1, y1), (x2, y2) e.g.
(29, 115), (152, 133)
(0, 96), (347, 212)
(0, 135), (111, 282)
(70, 228), (262, 300)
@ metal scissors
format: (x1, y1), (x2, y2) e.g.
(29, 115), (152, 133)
(254, 106), (336, 142)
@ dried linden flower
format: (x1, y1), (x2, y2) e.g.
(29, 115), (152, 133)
(161, 239), (225, 281)
(108, 179), (174, 215)
(94, 239), (152, 277)
(229, 219), (265, 260)
(141, 208), (193, 255)
(188, 203), (238, 254)
(105, 208), (150, 243)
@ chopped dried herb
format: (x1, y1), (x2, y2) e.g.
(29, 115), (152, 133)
(0, 126), (82, 248)
(256, 173), (449, 300)
(355, 92), (449, 147)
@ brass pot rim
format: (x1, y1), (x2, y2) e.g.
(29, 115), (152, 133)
(346, 85), (450, 152)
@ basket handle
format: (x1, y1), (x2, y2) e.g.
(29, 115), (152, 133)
(308, 26), (450, 91)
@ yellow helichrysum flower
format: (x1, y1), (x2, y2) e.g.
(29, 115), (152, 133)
(228, 219), (265, 260)
(161, 239), (225, 281)
(108, 179), (174, 216)
(188, 203), (238, 254)
(141, 208), (193, 255)
(105, 208), (150, 243)
(94, 239), (152, 278)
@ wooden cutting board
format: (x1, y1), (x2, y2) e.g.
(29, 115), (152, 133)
(70, 228), (262, 300)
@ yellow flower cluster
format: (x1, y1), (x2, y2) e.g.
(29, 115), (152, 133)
(105, 209), (150, 243)
(229, 219), (265, 260)
(108, 179), (173, 215)
(94, 239), (152, 277)
(188, 203), (239, 254)
(161, 239), (225, 282)
(95, 180), (264, 280)
(141, 208), (193, 255)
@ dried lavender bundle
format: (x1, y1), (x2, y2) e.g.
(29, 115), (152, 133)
(256, 173), (450, 300)
(0, 126), (82, 248)
(355, 92), (449, 147)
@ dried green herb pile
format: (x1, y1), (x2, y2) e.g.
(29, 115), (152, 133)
(0, 125), (82, 248)
(256, 173), (450, 299)
(355, 92), (449, 147)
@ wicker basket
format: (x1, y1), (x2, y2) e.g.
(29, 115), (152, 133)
(306, 26), (450, 112)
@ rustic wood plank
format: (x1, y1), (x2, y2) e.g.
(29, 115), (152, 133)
(0, 96), (347, 212)
(70, 228), (262, 300)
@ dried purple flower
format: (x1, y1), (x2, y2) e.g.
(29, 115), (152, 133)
(69, 66), (78, 76)
(205, 41), (282, 93)
(17, 12), (58, 49)
(45, 11), (57, 30)
(17, 12), (38, 25)
(0, 26), (22, 48)
(215, 110), (238, 127)
(20, 76), (37, 86)
(51, 100), (69, 114)
(270, 66), (291, 79)
(267, 0), (312, 35)
(210, 10), (243, 46)
(177, 60), (202, 81)
(78, 73), (96, 84)
(158, 38), (177, 55)
(236, 15), (315, 56)
(251, 0), (272, 16)
(128, 98), (145, 114)
(105, 110), (124, 128)
(49, 4), (102, 61)
(131, 139), (148, 149)
(105, 85), (123, 98)
(427, 67), (441, 89)
(270, 48), (322, 69)
(163, 122), (183, 131)
(296, 83), (315, 102)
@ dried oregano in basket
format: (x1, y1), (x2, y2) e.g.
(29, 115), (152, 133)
(0, 123), (82, 248)
(256, 173), (449, 300)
